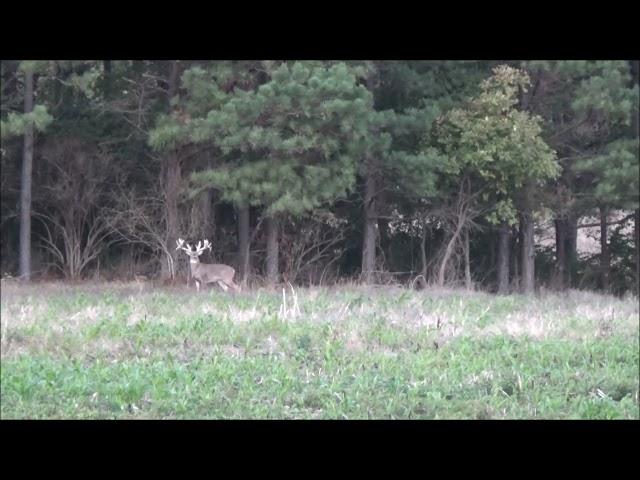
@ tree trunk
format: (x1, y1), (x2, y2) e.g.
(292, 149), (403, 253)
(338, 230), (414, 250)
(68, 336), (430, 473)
(238, 204), (251, 286)
(361, 165), (378, 284)
(464, 228), (471, 290)
(377, 187), (391, 274)
(489, 228), (496, 281)
(160, 61), (181, 280)
(200, 189), (215, 240)
(553, 218), (567, 290)
(599, 206), (610, 292)
(566, 214), (578, 288)
(635, 208), (639, 296)
(19, 69), (34, 281)
(189, 189), (214, 240)
(520, 211), (535, 294)
(161, 153), (181, 280)
(378, 215), (392, 274)
(629, 62), (639, 295)
(419, 227), (427, 280)
(511, 225), (520, 291)
(497, 223), (510, 294)
(519, 81), (541, 292)
(266, 215), (279, 285)
(438, 215), (465, 287)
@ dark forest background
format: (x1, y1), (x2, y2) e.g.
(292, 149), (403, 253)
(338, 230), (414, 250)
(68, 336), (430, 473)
(1, 60), (638, 295)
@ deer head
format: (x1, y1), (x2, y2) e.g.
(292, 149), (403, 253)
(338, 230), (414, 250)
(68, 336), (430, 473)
(176, 238), (212, 262)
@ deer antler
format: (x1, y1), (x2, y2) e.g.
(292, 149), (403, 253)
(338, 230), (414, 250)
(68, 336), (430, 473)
(192, 239), (211, 255)
(176, 238), (193, 252)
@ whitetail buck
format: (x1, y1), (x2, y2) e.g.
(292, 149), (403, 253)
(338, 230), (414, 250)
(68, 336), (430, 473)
(176, 238), (241, 293)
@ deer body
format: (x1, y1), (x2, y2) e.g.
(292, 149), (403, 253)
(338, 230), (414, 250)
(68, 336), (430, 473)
(177, 238), (241, 293)
(189, 258), (240, 292)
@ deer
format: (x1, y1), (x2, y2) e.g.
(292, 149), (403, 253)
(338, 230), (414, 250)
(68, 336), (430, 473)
(176, 238), (241, 293)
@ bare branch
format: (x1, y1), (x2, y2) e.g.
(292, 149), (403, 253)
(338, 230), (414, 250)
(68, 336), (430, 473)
(576, 213), (635, 230)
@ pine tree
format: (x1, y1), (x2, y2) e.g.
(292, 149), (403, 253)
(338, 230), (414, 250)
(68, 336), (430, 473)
(523, 60), (639, 292)
(162, 61), (375, 284)
(574, 65), (638, 292)
(1, 61), (53, 280)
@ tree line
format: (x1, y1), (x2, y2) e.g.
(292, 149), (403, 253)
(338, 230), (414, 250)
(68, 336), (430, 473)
(1, 60), (638, 295)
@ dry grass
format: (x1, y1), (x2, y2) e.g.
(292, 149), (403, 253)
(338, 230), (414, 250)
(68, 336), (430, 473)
(1, 281), (638, 360)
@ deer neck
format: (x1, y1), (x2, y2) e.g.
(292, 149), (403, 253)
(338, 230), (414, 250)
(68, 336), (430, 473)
(189, 258), (200, 275)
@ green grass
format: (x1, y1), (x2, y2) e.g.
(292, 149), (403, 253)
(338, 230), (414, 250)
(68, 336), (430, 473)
(1, 281), (638, 419)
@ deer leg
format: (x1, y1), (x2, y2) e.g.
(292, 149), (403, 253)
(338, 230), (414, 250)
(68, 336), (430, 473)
(217, 281), (229, 292)
(195, 280), (201, 292)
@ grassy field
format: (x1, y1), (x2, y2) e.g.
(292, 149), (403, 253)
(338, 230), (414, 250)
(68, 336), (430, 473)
(1, 280), (638, 419)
